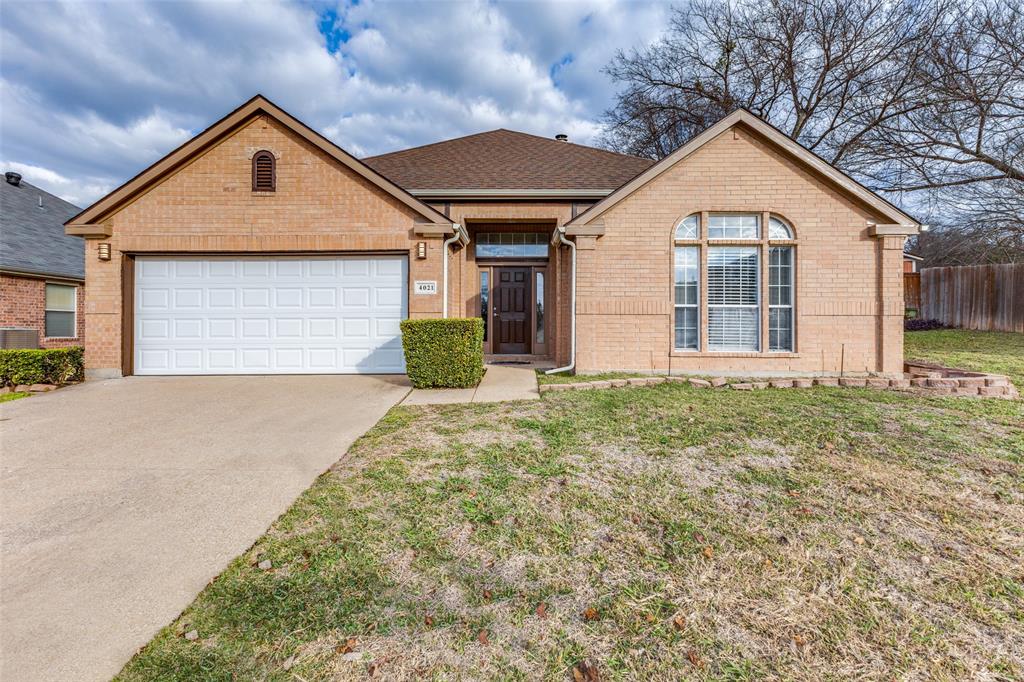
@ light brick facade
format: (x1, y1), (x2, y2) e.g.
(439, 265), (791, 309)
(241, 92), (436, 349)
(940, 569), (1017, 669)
(569, 126), (907, 376)
(0, 273), (85, 348)
(71, 100), (910, 379)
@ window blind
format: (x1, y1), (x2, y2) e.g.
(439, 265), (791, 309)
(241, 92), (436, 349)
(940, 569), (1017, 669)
(707, 246), (759, 351)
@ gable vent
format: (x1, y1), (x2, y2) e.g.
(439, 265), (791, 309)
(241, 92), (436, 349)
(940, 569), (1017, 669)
(252, 151), (276, 192)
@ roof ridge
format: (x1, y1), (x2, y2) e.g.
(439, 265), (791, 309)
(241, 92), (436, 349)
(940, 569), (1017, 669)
(364, 127), (652, 164)
(489, 128), (654, 162)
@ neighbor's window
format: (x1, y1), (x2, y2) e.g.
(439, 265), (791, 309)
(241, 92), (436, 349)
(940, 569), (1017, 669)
(45, 283), (76, 337)
(480, 271), (489, 342)
(672, 214), (795, 353)
(252, 150), (276, 191)
(475, 233), (548, 258)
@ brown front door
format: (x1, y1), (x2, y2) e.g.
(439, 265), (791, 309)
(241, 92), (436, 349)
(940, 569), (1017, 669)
(494, 267), (531, 354)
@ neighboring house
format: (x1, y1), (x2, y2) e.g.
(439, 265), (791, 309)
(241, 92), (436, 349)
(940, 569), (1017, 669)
(1, 172), (85, 348)
(65, 95), (918, 379)
(904, 252), (923, 273)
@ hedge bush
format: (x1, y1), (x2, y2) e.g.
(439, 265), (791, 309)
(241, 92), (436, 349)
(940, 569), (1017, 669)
(905, 318), (946, 331)
(0, 346), (84, 386)
(400, 318), (484, 388)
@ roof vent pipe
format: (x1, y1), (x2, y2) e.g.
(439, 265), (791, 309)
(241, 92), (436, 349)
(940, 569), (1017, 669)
(554, 134), (568, 142)
(5, 172), (22, 186)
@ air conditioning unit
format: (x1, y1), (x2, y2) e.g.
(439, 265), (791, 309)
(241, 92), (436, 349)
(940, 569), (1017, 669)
(0, 328), (40, 349)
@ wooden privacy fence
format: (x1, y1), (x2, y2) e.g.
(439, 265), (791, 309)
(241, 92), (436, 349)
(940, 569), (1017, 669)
(920, 263), (1024, 332)
(904, 272), (921, 312)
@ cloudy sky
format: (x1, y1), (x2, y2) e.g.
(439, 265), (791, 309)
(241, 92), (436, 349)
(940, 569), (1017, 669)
(0, 0), (670, 207)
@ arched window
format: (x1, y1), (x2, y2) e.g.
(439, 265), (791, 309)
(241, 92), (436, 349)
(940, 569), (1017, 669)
(673, 213), (797, 353)
(768, 216), (793, 239)
(675, 214), (699, 240)
(252, 151), (276, 192)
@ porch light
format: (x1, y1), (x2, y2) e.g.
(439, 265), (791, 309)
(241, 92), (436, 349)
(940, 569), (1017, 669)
(417, 241), (427, 259)
(98, 243), (112, 261)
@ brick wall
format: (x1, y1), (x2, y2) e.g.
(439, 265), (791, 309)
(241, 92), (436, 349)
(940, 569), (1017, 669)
(574, 125), (905, 376)
(82, 114), (449, 374)
(0, 273), (86, 348)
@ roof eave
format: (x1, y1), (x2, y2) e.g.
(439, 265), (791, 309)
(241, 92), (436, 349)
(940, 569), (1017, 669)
(0, 266), (85, 282)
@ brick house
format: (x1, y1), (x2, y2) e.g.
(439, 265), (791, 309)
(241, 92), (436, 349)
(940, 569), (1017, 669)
(1, 172), (85, 348)
(65, 95), (918, 379)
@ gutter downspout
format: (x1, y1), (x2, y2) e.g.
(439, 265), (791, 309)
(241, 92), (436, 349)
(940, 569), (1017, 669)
(545, 230), (576, 375)
(441, 225), (463, 318)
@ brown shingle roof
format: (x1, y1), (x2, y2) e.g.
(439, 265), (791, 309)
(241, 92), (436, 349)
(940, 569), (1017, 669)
(362, 129), (654, 191)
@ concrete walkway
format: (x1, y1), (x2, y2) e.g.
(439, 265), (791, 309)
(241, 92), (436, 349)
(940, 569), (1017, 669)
(0, 374), (410, 681)
(402, 363), (540, 405)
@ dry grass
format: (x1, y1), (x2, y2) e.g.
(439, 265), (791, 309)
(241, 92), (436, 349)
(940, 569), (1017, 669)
(119, 384), (1023, 681)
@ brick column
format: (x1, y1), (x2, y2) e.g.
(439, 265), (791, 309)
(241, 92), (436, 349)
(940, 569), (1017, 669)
(877, 233), (908, 376)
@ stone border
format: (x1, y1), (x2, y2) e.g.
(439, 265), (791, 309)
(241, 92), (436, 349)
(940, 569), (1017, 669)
(540, 364), (1018, 399)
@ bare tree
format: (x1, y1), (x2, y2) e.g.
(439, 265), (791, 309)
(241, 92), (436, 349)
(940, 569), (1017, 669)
(601, 0), (944, 165)
(601, 0), (1024, 264)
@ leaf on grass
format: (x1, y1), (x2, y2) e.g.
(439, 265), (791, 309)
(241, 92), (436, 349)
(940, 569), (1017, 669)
(687, 650), (703, 667)
(693, 531), (706, 544)
(583, 607), (600, 622)
(424, 614), (434, 626)
(672, 615), (686, 631)
(482, 589), (492, 601)
(535, 602), (548, 619)
(572, 660), (601, 681)
(477, 630), (489, 645)
(701, 546), (714, 559)
(335, 638), (357, 654)
(853, 536), (865, 545)
(793, 634), (808, 647)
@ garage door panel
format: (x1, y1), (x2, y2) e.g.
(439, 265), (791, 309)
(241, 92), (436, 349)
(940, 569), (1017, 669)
(135, 256), (408, 375)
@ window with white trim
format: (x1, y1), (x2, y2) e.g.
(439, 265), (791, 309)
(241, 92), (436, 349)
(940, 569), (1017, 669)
(672, 213), (796, 353)
(45, 283), (77, 338)
(673, 246), (699, 350)
(769, 246), (794, 351)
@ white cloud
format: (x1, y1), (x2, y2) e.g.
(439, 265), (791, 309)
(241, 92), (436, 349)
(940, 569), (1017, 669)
(0, 159), (112, 207)
(0, 0), (668, 204)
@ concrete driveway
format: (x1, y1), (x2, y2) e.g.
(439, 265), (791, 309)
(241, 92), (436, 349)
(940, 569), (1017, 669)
(0, 375), (410, 681)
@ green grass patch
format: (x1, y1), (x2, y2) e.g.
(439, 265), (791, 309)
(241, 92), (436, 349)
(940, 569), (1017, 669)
(0, 391), (30, 403)
(905, 329), (1024, 386)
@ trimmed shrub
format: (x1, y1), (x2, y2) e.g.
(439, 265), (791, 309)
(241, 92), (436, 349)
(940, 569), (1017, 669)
(0, 346), (84, 386)
(400, 318), (484, 388)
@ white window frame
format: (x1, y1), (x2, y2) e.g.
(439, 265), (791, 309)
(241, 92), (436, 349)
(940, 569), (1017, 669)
(44, 282), (78, 339)
(768, 246), (794, 352)
(672, 213), (796, 355)
(673, 245), (700, 350)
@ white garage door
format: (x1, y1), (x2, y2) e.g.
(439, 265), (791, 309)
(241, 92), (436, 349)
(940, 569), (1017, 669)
(134, 256), (408, 375)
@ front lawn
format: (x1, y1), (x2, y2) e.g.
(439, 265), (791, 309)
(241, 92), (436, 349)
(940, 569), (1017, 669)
(120, 383), (1023, 680)
(905, 329), (1024, 387)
